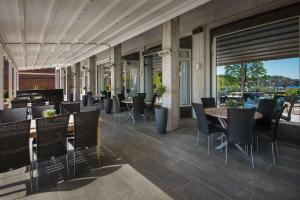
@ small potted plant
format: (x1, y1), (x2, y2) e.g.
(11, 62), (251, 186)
(42, 109), (56, 118)
(154, 85), (168, 134)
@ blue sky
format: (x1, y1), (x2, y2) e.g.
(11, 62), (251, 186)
(217, 57), (300, 79)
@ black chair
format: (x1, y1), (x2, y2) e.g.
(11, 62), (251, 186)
(192, 103), (225, 155)
(112, 96), (127, 119)
(225, 108), (255, 168)
(11, 99), (29, 108)
(73, 110), (100, 175)
(30, 98), (46, 106)
(117, 94), (126, 108)
(35, 114), (70, 190)
(146, 94), (157, 119)
(132, 96), (145, 122)
(201, 97), (219, 125)
(201, 98), (216, 108)
(31, 105), (55, 119)
(255, 99), (276, 128)
(0, 120), (32, 191)
(253, 104), (287, 164)
(0, 107), (28, 123)
(137, 93), (146, 98)
(60, 102), (81, 114)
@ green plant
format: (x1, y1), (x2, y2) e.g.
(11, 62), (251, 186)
(3, 90), (9, 99)
(42, 109), (56, 118)
(225, 99), (237, 107)
(154, 85), (166, 97)
(286, 88), (300, 99)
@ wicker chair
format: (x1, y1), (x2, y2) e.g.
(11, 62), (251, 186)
(72, 110), (100, 175)
(60, 102), (81, 114)
(0, 107), (28, 123)
(30, 98), (46, 106)
(11, 99), (29, 108)
(35, 114), (70, 190)
(31, 105), (54, 119)
(0, 120), (33, 191)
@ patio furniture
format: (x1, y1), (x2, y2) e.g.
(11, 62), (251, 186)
(225, 108), (256, 168)
(201, 97), (219, 125)
(112, 96), (127, 119)
(132, 96), (146, 122)
(253, 104), (287, 164)
(0, 120), (33, 191)
(192, 103), (225, 156)
(0, 107), (28, 123)
(11, 99), (29, 108)
(34, 114), (70, 190)
(72, 110), (101, 175)
(117, 93), (126, 108)
(30, 98), (46, 106)
(60, 102), (81, 114)
(31, 105), (55, 119)
(255, 99), (276, 127)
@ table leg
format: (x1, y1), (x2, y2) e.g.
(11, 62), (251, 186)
(127, 104), (135, 122)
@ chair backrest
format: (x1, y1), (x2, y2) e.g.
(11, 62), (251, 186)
(60, 102), (80, 114)
(227, 108), (255, 144)
(74, 110), (100, 150)
(272, 104), (288, 140)
(32, 105), (55, 119)
(192, 103), (209, 135)
(0, 108), (27, 123)
(201, 98), (216, 108)
(112, 95), (121, 113)
(133, 96), (145, 114)
(11, 99), (28, 108)
(256, 99), (276, 127)
(36, 114), (69, 162)
(30, 98), (46, 106)
(137, 93), (146, 98)
(150, 94), (157, 110)
(0, 120), (31, 173)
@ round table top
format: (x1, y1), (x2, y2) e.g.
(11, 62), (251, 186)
(121, 99), (133, 104)
(205, 107), (263, 119)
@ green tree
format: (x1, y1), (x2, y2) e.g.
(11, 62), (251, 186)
(224, 61), (267, 95)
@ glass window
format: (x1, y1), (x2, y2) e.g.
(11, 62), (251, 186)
(179, 49), (191, 106)
(123, 61), (139, 97)
(216, 58), (300, 123)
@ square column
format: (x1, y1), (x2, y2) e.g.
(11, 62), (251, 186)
(74, 62), (81, 101)
(66, 66), (72, 98)
(88, 55), (96, 95)
(162, 18), (180, 131)
(139, 49), (145, 93)
(59, 68), (65, 95)
(97, 64), (105, 93)
(144, 56), (153, 101)
(13, 68), (17, 97)
(110, 44), (122, 96)
(0, 49), (4, 110)
(55, 69), (60, 89)
(8, 61), (13, 101)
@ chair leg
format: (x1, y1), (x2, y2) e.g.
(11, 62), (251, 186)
(207, 135), (210, 156)
(271, 142), (276, 165)
(250, 145), (254, 168)
(29, 163), (33, 192)
(73, 151), (76, 176)
(256, 136), (259, 152)
(275, 141), (279, 156)
(196, 131), (200, 147)
(65, 154), (69, 176)
(225, 143), (228, 166)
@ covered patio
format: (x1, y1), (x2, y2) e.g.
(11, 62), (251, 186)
(0, 0), (300, 199)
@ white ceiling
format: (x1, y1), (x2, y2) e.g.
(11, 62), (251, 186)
(0, 0), (210, 70)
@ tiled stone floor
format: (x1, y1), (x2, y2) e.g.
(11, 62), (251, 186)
(1, 113), (300, 200)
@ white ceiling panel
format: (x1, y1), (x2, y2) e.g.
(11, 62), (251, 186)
(0, 0), (211, 70)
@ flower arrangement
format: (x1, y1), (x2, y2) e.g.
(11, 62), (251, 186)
(42, 109), (56, 118)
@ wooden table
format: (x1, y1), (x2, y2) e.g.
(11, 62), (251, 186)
(204, 107), (263, 153)
(30, 115), (104, 158)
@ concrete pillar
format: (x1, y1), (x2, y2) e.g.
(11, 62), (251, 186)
(110, 44), (122, 96)
(13, 68), (17, 97)
(66, 66), (72, 99)
(74, 62), (81, 101)
(55, 69), (60, 89)
(144, 56), (153, 101)
(0, 49), (3, 110)
(16, 71), (19, 91)
(162, 17), (180, 131)
(8, 61), (13, 101)
(139, 49), (144, 93)
(88, 55), (96, 95)
(97, 65), (104, 92)
(59, 68), (65, 95)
